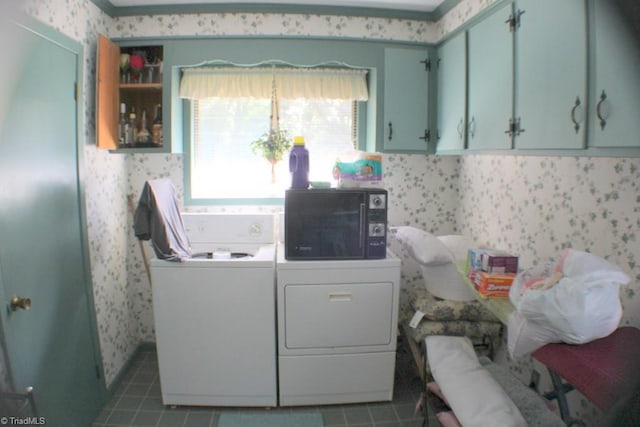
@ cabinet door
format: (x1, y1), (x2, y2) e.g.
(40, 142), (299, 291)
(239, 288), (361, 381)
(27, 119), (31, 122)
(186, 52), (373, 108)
(1, 20), (105, 424)
(96, 35), (120, 149)
(467, 2), (514, 150)
(436, 32), (467, 153)
(383, 47), (429, 152)
(590, 0), (640, 148)
(516, 0), (587, 149)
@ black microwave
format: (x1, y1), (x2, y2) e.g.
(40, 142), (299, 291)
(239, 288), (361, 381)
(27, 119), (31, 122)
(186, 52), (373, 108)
(284, 188), (388, 260)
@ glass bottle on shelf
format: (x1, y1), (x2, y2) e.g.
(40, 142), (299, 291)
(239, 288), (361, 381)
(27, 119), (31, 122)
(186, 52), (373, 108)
(138, 108), (150, 144)
(126, 106), (137, 146)
(152, 104), (162, 145)
(119, 54), (130, 84)
(118, 103), (127, 146)
(146, 64), (155, 84)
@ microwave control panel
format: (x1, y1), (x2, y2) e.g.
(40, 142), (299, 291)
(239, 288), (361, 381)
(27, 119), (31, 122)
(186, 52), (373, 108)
(369, 193), (386, 210)
(367, 191), (387, 258)
(367, 193), (387, 229)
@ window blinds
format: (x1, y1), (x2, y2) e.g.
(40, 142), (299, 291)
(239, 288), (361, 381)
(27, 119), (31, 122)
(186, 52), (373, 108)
(179, 66), (369, 101)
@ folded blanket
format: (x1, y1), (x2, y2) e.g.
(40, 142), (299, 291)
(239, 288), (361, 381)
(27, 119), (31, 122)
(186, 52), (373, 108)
(403, 316), (503, 360)
(409, 286), (499, 322)
(425, 359), (564, 427)
(480, 357), (564, 426)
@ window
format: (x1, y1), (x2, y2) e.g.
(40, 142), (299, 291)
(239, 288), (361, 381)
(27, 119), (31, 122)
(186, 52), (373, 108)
(181, 65), (368, 203)
(191, 98), (356, 200)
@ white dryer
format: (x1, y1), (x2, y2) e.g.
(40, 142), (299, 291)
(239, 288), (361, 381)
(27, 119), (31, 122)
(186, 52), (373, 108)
(150, 213), (277, 407)
(276, 246), (401, 406)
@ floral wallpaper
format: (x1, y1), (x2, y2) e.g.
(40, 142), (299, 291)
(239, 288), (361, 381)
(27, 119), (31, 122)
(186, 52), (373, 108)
(113, 12), (437, 42)
(458, 155), (640, 425)
(19, 0), (640, 425)
(457, 155), (640, 327)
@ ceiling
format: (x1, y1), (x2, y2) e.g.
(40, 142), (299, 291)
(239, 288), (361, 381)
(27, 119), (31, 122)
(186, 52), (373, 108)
(109, 0), (447, 13)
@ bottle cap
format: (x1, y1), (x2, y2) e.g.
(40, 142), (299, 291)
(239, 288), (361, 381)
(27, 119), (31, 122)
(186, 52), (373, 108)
(293, 135), (305, 145)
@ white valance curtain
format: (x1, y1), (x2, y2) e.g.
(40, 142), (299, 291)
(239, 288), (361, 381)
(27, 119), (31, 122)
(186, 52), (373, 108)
(179, 66), (369, 101)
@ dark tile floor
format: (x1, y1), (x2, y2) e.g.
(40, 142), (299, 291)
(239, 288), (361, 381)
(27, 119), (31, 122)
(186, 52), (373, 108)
(92, 338), (438, 427)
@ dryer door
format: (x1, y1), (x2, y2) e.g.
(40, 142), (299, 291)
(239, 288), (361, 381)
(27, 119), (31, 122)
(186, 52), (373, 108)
(284, 282), (394, 349)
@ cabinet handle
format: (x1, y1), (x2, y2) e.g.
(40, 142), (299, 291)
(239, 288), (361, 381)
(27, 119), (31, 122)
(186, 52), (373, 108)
(329, 292), (352, 302)
(516, 9), (526, 27)
(570, 96), (582, 134)
(388, 122), (393, 141)
(596, 90), (608, 130)
(468, 117), (476, 138)
(358, 203), (365, 250)
(457, 118), (464, 139)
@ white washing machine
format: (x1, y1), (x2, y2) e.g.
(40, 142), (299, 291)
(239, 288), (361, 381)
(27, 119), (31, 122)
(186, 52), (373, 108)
(276, 246), (401, 406)
(150, 213), (277, 407)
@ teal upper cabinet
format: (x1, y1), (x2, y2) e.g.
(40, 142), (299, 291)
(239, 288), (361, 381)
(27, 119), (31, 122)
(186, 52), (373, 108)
(589, 0), (640, 148)
(383, 47), (430, 152)
(515, 0), (587, 150)
(436, 31), (466, 153)
(467, 2), (514, 150)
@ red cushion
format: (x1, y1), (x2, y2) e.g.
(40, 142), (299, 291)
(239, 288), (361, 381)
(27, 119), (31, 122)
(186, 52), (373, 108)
(533, 327), (640, 412)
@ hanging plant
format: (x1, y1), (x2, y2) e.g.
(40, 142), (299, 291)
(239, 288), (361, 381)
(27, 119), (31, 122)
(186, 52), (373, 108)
(250, 129), (292, 183)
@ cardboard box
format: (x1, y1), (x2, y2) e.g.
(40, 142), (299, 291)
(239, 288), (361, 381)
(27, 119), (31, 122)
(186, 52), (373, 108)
(467, 268), (477, 282)
(481, 250), (519, 274)
(473, 271), (516, 298)
(467, 248), (491, 273)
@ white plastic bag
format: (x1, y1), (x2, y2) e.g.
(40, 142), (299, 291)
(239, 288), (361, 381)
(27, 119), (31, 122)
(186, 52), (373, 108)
(507, 249), (629, 358)
(507, 311), (560, 359)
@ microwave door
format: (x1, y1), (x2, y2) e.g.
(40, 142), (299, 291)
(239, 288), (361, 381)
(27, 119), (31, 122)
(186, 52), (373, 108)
(289, 219), (363, 259)
(327, 192), (365, 259)
(313, 208), (363, 259)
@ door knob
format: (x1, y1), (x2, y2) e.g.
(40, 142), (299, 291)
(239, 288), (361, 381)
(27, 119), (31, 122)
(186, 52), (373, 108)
(10, 295), (31, 311)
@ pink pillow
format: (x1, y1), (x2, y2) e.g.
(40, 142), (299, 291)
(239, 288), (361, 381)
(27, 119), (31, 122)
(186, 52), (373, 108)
(427, 382), (462, 427)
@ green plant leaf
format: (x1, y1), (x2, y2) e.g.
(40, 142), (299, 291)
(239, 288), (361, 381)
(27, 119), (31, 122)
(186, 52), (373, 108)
(250, 129), (292, 163)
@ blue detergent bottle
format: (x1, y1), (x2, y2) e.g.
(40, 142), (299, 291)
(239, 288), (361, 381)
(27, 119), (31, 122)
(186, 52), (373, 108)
(289, 135), (309, 189)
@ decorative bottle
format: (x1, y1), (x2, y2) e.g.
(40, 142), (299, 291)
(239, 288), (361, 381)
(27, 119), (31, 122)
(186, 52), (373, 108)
(126, 106), (137, 146)
(151, 104), (162, 145)
(137, 108), (150, 144)
(289, 135), (309, 189)
(118, 103), (127, 146)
